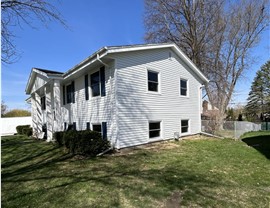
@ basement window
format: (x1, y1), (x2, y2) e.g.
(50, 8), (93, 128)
(149, 121), (161, 138)
(181, 120), (189, 134)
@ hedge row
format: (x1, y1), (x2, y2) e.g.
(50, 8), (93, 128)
(16, 125), (33, 136)
(54, 130), (110, 156)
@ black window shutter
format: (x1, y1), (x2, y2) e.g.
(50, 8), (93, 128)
(63, 85), (66, 105)
(64, 122), (67, 131)
(72, 81), (75, 103)
(100, 66), (106, 96)
(85, 74), (89, 100)
(102, 122), (107, 140)
(73, 122), (76, 130)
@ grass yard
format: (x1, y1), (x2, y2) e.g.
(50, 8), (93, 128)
(2, 133), (270, 208)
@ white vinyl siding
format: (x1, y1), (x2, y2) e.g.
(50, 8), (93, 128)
(59, 61), (117, 146)
(113, 48), (203, 148)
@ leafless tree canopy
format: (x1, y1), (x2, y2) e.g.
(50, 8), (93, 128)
(1, 0), (66, 64)
(145, 0), (269, 126)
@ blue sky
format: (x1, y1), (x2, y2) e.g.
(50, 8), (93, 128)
(1, 0), (269, 110)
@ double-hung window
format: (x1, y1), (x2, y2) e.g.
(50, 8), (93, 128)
(149, 121), (161, 138)
(90, 66), (106, 97)
(148, 70), (159, 92)
(91, 71), (100, 97)
(66, 81), (75, 103)
(180, 79), (188, 96)
(92, 122), (107, 139)
(181, 119), (189, 134)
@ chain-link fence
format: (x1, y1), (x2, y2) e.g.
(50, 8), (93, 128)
(261, 122), (270, 130)
(201, 120), (262, 139)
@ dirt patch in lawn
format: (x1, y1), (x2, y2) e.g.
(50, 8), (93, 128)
(113, 134), (206, 156)
(163, 191), (183, 208)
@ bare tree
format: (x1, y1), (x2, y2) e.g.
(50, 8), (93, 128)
(1, 0), (67, 64)
(145, 0), (269, 128)
(1, 101), (8, 116)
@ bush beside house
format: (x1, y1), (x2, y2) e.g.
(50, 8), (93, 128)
(16, 125), (33, 136)
(54, 130), (110, 156)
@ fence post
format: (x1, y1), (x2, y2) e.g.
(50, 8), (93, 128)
(234, 121), (236, 140)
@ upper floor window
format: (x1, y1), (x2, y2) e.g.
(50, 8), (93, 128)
(41, 96), (46, 110)
(148, 70), (159, 92)
(91, 71), (100, 97)
(66, 81), (75, 104)
(180, 79), (188, 96)
(90, 66), (106, 97)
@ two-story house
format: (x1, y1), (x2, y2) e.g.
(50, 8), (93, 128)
(25, 43), (209, 149)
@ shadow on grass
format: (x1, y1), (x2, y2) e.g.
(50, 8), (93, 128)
(3, 137), (265, 207)
(242, 134), (270, 159)
(1, 137), (73, 179)
(2, 142), (239, 207)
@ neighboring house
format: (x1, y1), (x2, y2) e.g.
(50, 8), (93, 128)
(25, 43), (209, 149)
(201, 100), (219, 120)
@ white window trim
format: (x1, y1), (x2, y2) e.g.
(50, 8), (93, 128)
(179, 78), (189, 98)
(148, 120), (162, 141)
(180, 119), (190, 136)
(146, 68), (161, 94)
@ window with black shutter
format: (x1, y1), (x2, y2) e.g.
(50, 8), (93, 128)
(41, 96), (46, 110)
(66, 84), (73, 104)
(66, 81), (75, 104)
(91, 71), (100, 97)
(90, 66), (106, 97)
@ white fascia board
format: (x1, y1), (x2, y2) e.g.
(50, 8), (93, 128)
(63, 47), (108, 79)
(63, 54), (104, 80)
(25, 70), (39, 95)
(25, 96), (31, 104)
(107, 44), (175, 54)
(32, 68), (50, 78)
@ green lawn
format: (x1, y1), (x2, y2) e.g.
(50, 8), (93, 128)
(2, 133), (270, 208)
